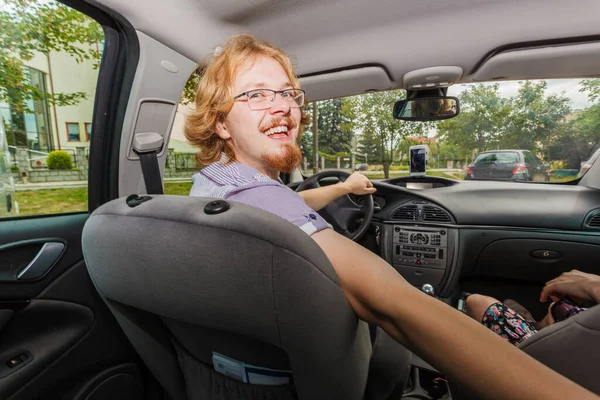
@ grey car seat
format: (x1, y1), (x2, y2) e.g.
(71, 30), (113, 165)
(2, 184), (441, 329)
(450, 303), (600, 399)
(82, 195), (412, 400)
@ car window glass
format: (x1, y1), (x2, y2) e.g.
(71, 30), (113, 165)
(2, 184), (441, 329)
(0, 0), (102, 218)
(475, 153), (518, 164)
(523, 152), (535, 163)
(167, 76), (600, 186)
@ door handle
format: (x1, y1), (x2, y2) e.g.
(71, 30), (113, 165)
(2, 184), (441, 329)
(17, 242), (65, 280)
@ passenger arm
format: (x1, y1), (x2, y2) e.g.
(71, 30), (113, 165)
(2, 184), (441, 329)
(311, 228), (598, 400)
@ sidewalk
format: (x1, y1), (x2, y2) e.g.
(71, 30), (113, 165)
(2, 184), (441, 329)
(15, 176), (193, 191)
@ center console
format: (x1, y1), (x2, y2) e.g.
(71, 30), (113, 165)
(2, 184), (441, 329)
(392, 226), (449, 269)
(382, 224), (457, 291)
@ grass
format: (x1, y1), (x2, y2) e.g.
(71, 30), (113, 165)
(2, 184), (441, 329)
(14, 182), (194, 217)
(12, 174), (575, 217)
(16, 187), (89, 217)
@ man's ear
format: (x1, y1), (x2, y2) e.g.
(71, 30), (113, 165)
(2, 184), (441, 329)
(215, 120), (231, 140)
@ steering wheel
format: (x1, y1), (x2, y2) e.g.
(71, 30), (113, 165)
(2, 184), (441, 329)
(296, 170), (374, 241)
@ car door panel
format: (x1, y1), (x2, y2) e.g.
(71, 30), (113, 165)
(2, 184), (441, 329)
(0, 214), (144, 399)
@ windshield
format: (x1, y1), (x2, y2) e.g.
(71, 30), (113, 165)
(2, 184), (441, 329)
(299, 77), (600, 183)
(445, 78), (600, 183)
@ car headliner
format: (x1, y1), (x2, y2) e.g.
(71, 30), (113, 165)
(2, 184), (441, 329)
(95, 0), (600, 101)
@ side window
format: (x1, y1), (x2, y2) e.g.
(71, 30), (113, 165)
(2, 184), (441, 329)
(523, 152), (535, 163)
(0, 0), (102, 218)
(67, 123), (81, 142)
(474, 154), (494, 164)
(163, 71), (201, 196)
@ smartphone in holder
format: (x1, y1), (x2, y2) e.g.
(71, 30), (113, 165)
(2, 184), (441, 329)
(409, 145), (427, 176)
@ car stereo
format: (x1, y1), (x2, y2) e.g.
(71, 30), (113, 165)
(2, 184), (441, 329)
(391, 226), (448, 269)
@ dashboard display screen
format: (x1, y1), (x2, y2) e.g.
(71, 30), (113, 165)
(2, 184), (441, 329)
(406, 182), (434, 190)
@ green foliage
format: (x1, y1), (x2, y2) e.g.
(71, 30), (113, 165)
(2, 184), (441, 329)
(0, 0), (103, 112)
(356, 129), (381, 163)
(438, 83), (512, 153)
(354, 90), (426, 178)
(304, 98), (356, 155)
(317, 151), (350, 162)
(46, 150), (73, 170)
(580, 78), (600, 103)
(10, 165), (19, 172)
(437, 81), (574, 164)
(180, 66), (202, 105)
(502, 81), (571, 151)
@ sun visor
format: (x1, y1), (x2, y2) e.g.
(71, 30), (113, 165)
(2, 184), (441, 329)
(472, 41), (600, 81)
(299, 66), (392, 101)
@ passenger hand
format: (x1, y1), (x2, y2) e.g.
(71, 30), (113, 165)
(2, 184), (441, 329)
(540, 269), (600, 304)
(342, 172), (376, 195)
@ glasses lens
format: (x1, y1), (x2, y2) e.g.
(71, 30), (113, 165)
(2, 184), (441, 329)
(284, 89), (304, 107)
(245, 89), (304, 110)
(247, 89), (271, 110)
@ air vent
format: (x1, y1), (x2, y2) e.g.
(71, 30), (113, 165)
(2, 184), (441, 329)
(392, 205), (419, 221)
(585, 212), (600, 229)
(422, 206), (451, 223)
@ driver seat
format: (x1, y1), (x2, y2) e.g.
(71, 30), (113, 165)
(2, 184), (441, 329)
(82, 194), (412, 400)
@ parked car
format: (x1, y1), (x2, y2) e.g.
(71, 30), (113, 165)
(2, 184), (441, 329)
(578, 147), (600, 178)
(465, 150), (549, 182)
(354, 163), (369, 171)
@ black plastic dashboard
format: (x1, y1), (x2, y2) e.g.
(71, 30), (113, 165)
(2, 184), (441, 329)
(291, 174), (600, 298)
(375, 176), (600, 231)
(372, 175), (600, 297)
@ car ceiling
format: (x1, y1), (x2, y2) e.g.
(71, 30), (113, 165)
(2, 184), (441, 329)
(96, 0), (600, 100)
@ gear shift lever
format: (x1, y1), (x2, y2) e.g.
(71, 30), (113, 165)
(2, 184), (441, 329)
(421, 283), (435, 297)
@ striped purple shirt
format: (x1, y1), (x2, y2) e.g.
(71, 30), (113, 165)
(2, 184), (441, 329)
(189, 158), (330, 235)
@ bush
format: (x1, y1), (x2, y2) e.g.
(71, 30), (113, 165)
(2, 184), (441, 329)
(47, 151), (73, 170)
(549, 160), (567, 170)
(10, 165), (19, 173)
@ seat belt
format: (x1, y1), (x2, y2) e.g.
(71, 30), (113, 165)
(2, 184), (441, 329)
(132, 132), (164, 195)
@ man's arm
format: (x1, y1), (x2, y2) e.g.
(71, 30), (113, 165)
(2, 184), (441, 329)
(298, 172), (376, 211)
(311, 228), (598, 400)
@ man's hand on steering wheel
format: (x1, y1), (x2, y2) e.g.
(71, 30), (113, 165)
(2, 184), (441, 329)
(295, 170), (375, 242)
(342, 172), (377, 196)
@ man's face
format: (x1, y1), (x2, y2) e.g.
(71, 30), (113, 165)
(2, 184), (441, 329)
(215, 56), (302, 175)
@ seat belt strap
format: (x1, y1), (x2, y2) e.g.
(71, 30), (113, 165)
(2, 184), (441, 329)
(132, 132), (164, 195)
(137, 151), (163, 194)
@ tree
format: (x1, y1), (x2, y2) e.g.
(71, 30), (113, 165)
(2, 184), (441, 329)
(298, 126), (313, 166)
(356, 130), (381, 164)
(396, 137), (421, 165)
(302, 97), (357, 168)
(354, 90), (426, 178)
(502, 81), (571, 152)
(0, 0), (103, 113)
(315, 97), (354, 154)
(437, 83), (511, 155)
(580, 78), (600, 103)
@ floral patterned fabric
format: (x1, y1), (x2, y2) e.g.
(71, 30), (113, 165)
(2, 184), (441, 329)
(481, 302), (537, 345)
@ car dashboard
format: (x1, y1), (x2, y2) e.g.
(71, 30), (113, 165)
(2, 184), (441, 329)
(370, 175), (600, 298)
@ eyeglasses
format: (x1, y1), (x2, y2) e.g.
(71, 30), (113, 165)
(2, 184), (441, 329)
(234, 88), (305, 110)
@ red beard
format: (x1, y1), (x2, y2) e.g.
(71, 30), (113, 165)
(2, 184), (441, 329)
(261, 143), (302, 173)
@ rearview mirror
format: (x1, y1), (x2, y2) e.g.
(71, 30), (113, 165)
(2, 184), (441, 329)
(393, 96), (460, 121)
